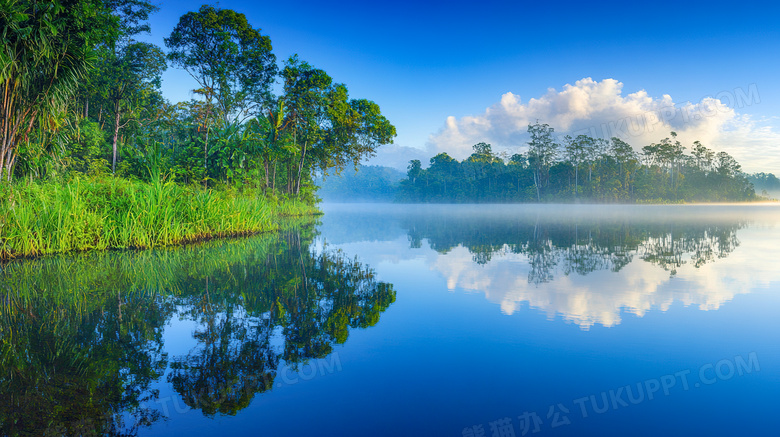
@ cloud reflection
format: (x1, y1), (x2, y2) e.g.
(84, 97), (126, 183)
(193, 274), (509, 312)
(430, 226), (780, 329)
(320, 204), (780, 330)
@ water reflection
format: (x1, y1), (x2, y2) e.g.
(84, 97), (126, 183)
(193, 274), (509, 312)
(398, 206), (771, 328)
(406, 213), (743, 278)
(0, 222), (395, 435)
(318, 204), (779, 330)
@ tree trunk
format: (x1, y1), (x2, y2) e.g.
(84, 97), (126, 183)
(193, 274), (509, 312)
(534, 171), (540, 201)
(0, 141), (7, 183)
(112, 108), (120, 174)
(1, 148), (11, 182)
(295, 140), (308, 196)
(204, 124), (209, 169)
(4, 148), (16, 181)
(574, 164), (578, 198)
(272, 162), (277, 192)
(263, 157), (270, 193)
(286, 160), (291, 194)
(203, 122), (210, 189)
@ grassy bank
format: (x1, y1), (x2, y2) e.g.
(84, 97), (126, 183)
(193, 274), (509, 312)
(0, 177), (319, 259)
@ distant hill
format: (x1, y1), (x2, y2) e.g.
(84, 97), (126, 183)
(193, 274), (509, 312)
(748, 172), (780, 198)
(315, 165), (405, 202)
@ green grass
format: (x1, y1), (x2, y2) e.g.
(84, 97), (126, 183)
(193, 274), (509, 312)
(0, 176), (319, 259)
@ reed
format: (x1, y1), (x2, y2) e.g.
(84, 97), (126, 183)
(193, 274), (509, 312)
(0, 176), (319, 259)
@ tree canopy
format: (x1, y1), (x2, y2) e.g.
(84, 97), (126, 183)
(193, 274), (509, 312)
(0, 2), (396, 203)
(398, 124), (758, 203)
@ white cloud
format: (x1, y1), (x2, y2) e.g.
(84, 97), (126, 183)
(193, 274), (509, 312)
(426, 78), (780, 173)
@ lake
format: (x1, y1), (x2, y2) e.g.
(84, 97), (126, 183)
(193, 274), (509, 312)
(2, 204), (779, 436)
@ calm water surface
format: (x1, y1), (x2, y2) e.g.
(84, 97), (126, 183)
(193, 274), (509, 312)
(2, 204), (779, 436)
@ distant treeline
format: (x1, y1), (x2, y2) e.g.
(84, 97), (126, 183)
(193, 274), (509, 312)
(748, 172), (780, 196)
(397, 123), (760, 203)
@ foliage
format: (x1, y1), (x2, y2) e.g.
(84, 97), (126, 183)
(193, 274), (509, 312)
(398, 124), (757, 203)
(0, 2), (398, 259)
(165, 4), (277, 125)
(1, 2), (394, 208)
(0, 0), (117, 181)
(747, 172), (780, 198)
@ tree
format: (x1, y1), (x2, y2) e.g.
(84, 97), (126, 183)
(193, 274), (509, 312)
(470, 142), (495, 162)
(318, 84), (396, 178)
(610, 137), (637, 196)
(691, 140), (714, 173)
(407, 159), (422, 183)
(165, 5), (278, 182)
(0, 0), (117, 181)
(94, 41), (167, 173)
(715, 151), (741, 177)
(590, 137), (609, 183)
(281, 56), (332, 195)
(396, 131), (756, 203)
(526, 122), (558, 201)
(748, 172), (780, 194)
(428, 152), (459, 199)
(563, 134), (591, 198)
(245, 99), (292, 192)
(165, 5), (277, 126)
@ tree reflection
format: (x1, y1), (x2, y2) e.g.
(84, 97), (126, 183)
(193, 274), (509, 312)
(168, 307), (279, 416)
(168, 230), (395, 416)
(403, 214), (744, 282)
(0, 221), (395, 433)
(393, 208), (765, 329)
(0, 259), (172, 436)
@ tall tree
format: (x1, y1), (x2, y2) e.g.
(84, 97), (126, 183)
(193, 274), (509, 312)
(610, 137), (637, 195)
(95, 41), (167, 173)
(0, 0), (117, 181)
(691, 140), (714, 173)
(563, 134), (590, 198)
(165, 5), (277, 126)
(246, 99), (292, 192)
(281, 56), (332, 195)
(526, 122), (558, 201)
(317, 84), (396, 180)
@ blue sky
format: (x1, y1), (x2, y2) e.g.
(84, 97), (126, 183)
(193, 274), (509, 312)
(141, 1), (780, 172)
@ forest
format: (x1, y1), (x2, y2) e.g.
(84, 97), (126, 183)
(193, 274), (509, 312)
(0, 1), (395, 257)
(398, 124), (761, 203)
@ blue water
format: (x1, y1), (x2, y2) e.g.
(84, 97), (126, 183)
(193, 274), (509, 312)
(3, 204), (779, 436)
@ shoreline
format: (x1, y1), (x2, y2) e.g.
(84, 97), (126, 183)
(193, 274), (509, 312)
(0, 177), (320, 261)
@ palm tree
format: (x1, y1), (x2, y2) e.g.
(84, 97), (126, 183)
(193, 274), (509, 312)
(0, 1), (112, 181)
